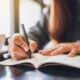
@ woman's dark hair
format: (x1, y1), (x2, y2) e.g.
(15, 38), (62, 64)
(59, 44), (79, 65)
(49, 0), (78, 42)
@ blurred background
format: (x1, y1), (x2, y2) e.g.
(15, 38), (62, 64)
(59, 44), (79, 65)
(0, 0), (51, 37)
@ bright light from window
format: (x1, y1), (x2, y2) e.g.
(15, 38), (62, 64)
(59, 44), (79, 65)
(0, 0), (11, 37)
(43, 0), (51, 5)
(19, 0), (41, 33)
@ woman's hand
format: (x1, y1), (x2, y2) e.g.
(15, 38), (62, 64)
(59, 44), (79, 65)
(8, 34), (37, 60)
(39, 43), (80, 57)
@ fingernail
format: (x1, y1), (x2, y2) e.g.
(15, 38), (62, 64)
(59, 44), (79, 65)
(23, 47), (29, 52)
(39, 50), (42, 53)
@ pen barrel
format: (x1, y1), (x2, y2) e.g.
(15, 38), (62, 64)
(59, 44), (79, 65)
(27, 50), (31, 58)
(21, 24), (32, 59)
(25, 39), (32, 58)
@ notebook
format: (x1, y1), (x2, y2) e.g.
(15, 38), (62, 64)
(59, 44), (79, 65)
(0, 53), (80, 69)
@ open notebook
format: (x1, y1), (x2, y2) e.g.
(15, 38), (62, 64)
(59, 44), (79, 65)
(0, 53), (80, 69)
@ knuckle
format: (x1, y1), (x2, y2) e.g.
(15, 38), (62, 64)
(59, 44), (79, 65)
(12, 34), (22, 42)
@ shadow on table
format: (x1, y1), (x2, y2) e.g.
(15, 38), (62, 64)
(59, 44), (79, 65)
(0, 66), (6, 78)
(12, 65), (35, 72)
(39, 66), (80, 78)
(13, 64), (80, 78)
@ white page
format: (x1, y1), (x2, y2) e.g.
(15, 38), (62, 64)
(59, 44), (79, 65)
(40, 55), (80, 69)
(0, 54), (80, 69)
(0, 53), (48, 68)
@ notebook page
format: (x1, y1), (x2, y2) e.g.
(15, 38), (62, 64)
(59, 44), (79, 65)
(40, 55), (80, 69)
(0, 53), (48, 68)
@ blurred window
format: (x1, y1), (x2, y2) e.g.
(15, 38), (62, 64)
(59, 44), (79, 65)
(0, 0), (11, 37)
(19, 0), (41, 33)
(43, 0), (51, 6)
(0, 0), (51, 36)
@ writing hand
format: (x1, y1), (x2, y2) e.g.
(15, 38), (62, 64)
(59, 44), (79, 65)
(8, 34), (37, 60)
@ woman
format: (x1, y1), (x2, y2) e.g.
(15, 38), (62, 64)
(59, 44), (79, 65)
(8, 0), (80, 60)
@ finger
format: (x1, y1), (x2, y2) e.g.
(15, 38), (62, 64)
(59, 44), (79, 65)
(15, 37), (29, 52)
(11, 34), (29, 52)
(39, 45), (60, 56)
(12, 53), (25, 60)
(68, 49), (77, 57)
(29, 40), (37, 52)
(50, 46), (70, 56)
(13, 53), (28, 60)
(11, 45), (28, 60)
(14, 45), (28, 57)
(39, 49), (54, 56)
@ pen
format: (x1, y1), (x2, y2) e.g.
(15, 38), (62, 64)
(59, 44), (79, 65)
(21, 24), (31, 59)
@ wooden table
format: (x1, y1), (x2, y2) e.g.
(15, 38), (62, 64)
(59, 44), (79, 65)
(0, 65), (80, 80)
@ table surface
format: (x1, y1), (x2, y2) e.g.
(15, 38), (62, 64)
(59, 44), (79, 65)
(0, 65), (80, 80)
